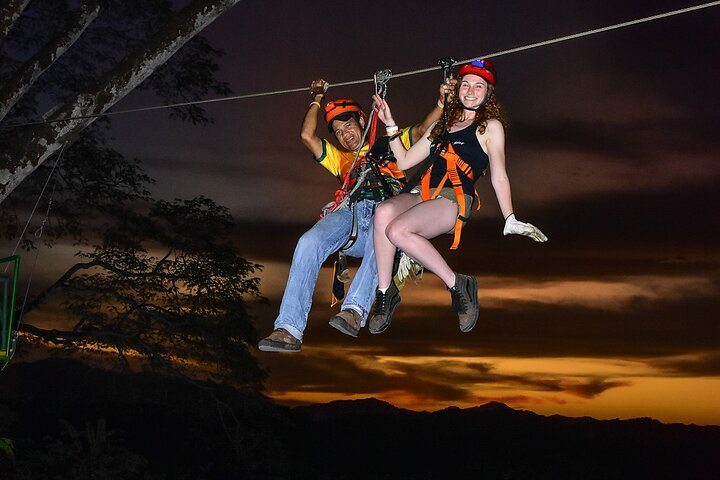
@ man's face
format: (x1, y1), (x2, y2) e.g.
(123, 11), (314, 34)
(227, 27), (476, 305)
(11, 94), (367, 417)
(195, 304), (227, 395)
(331, 117), (364, 151)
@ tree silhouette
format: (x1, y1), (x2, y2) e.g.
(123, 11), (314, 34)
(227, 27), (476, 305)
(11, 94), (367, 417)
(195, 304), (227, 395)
(12, 418), (157, 479)
(0, 0), (266, 388)
(21, 193), (266, 388)
(0, 3), (266, 471)
(0, 404), (15, 472)
(1, 128), (154, 250)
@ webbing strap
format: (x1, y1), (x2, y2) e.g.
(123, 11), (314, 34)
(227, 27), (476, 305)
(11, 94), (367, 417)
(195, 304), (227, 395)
(340, 202), (359, 251)
(420, 143), (480, 249)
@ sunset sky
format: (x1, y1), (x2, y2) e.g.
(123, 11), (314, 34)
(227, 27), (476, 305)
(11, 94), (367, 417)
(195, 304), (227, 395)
(14, 0), (720, 425)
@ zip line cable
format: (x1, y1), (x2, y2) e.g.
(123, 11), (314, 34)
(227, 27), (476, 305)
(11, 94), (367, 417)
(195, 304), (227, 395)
(3, 1), (719, 130)
(391, 0), (720, 80)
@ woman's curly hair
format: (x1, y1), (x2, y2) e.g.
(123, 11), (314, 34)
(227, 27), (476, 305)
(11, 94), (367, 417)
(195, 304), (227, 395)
(429, 81), (507, 142)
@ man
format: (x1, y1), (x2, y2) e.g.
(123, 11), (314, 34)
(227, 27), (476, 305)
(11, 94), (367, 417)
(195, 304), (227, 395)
(258, 79), (442, 352)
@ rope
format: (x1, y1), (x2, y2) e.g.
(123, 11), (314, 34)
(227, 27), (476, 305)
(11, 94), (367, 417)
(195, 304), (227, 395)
(2, 1), (718, 129)
(6, 145), (65, 260)
(1, 146), (64, 369)
(322, 73), (387, 215)
(16, 176), (57, 325)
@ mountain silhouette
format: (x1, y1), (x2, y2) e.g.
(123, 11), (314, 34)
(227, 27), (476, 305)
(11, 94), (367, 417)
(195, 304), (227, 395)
(1, 358), (718, 479)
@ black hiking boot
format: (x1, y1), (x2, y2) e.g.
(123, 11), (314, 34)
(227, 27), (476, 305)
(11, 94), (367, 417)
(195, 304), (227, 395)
(449, 273), (479, 332)
(369, 282), (400, 334)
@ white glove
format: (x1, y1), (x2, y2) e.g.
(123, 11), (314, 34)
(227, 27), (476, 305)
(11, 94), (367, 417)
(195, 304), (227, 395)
(503, 213), (548, 242)
(395, 251), (424, 288)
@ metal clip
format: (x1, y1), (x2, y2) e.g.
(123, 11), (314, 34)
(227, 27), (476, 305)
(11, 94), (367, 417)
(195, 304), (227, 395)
(436, 57), (457, 149)
(438, 56), (457, 81)
(374, 69), (392, 98)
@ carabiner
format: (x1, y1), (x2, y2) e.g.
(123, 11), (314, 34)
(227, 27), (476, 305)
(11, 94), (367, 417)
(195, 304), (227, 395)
(373, 69), (392, 98)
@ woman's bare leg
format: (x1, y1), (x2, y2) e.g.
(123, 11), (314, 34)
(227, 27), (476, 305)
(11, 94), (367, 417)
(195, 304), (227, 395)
(386, 198), (458, 287)
(373, 193), (422, 289)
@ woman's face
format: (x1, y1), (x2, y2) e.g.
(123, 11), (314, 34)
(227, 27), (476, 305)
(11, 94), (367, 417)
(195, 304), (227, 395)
(458, 74), (490, 109)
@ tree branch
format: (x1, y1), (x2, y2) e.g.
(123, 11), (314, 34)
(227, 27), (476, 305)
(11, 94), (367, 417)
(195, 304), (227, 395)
(0, 0), (241, 203)
(0, 1), (101, 122)
(0, 0), (30, 49)
(20, 322), (82, 345)
(22, 258), (100, 315)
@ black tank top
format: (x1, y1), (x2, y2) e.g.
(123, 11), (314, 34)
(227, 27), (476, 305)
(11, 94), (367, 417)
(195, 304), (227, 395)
(428, 124), (489, 195)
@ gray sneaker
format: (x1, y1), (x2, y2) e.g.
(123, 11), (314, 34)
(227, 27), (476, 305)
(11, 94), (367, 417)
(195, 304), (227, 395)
(449, 273), (479, 332)
(369, 282), (400, 334)
(329, 309), (362, 338)
(257, 328), (301, 352)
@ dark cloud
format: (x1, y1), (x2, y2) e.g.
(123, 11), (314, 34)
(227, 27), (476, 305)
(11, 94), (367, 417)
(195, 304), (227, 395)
(510, 117), (720, 162)
(518, 182), (720, 248)
(475, 394), (566, 405)
(485, 374), (630, 400)
(648, 352), (720, 377)
(385, 298), (720, 358)
(259, 349), (474, 400)
(253, 280), (720, 403)
(259, 340), (634, 403)
(411, 360), (630, 400)
(561, 378), (631, 399)
(235, 175), (720, 272)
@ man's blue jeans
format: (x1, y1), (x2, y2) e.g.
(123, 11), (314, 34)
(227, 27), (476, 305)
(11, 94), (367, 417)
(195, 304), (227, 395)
(274, 199), (378, 341)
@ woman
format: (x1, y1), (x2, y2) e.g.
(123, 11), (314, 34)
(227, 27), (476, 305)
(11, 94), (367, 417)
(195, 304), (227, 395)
(370, 58), (547, 335)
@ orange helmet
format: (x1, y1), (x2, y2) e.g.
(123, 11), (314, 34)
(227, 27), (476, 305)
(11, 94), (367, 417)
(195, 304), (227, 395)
(457, 58), (496, 86)
(324, 98), (366, 131)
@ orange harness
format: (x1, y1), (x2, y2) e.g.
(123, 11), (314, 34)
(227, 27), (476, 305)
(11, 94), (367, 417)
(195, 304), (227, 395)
(420, 143), (481, 249)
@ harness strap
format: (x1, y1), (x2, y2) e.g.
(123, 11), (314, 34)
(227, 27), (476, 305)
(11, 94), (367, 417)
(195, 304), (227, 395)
(420, 143), (481, 250)
(331, 251), (350, 307)
(341, 202), (359, 250)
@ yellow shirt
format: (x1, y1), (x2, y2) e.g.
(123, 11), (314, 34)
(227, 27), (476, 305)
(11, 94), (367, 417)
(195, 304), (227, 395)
(315, 126), (415, 182)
